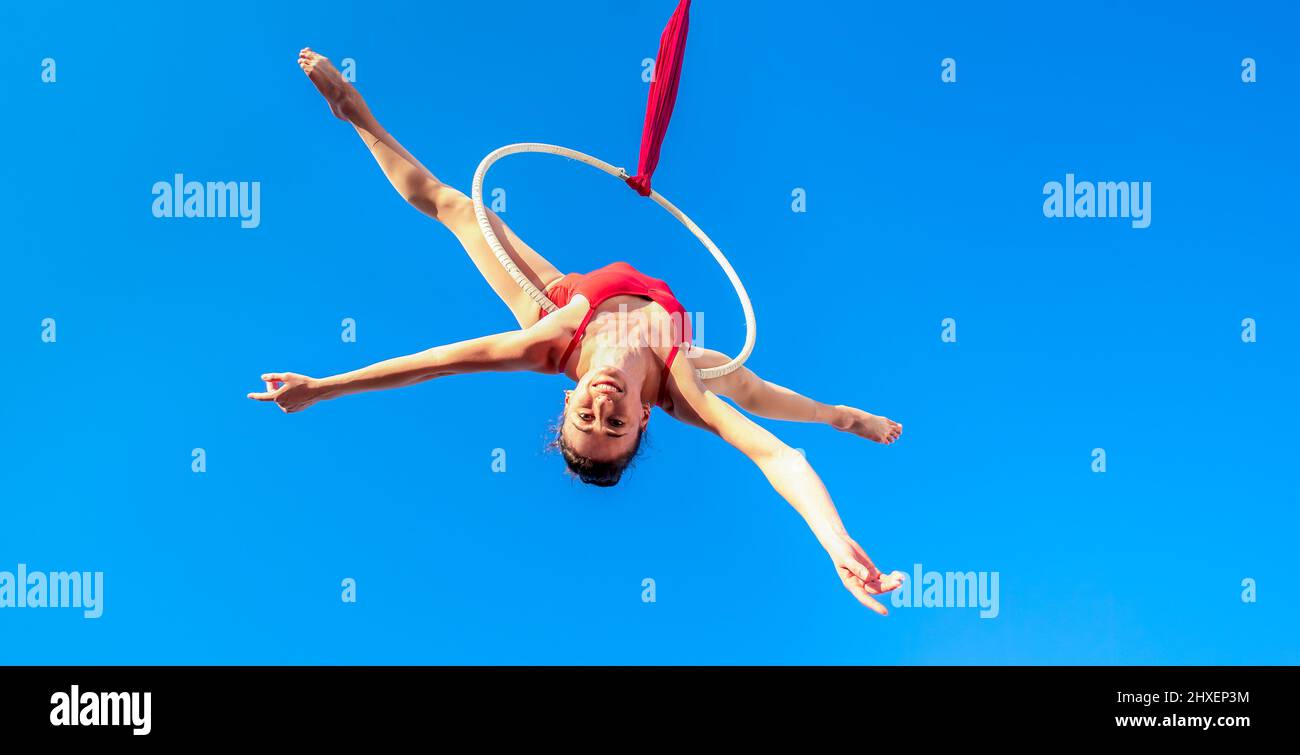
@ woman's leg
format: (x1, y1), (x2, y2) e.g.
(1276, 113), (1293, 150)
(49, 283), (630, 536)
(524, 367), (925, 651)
(692, 348), (903, 444)
(298, 48), (562, 328)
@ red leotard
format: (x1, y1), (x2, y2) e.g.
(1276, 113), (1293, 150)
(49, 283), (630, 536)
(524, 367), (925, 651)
(540, 262), (692, 406)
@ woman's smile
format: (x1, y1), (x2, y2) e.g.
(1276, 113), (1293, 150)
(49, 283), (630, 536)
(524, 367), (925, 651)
(589, 367), (626, 394)
(592, 380), (622, 394)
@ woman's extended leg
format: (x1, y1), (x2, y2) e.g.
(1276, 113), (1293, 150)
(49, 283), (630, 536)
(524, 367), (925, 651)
(298, 48), (562, 328)
(691, 348), (903, 444)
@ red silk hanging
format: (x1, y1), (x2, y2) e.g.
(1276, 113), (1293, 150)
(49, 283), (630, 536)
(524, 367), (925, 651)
(625, 0), (691, 197)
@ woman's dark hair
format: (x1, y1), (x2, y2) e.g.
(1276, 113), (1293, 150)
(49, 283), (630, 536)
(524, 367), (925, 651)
(552, 424), (646, 487)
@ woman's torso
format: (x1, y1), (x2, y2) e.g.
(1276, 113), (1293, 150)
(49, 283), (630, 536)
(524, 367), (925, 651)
(539, 262), (692, 406)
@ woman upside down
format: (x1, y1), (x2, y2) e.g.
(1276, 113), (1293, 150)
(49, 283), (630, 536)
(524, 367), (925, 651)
(249, 49), (907, 614)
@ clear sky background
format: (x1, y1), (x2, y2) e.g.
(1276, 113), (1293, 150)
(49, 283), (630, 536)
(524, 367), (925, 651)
(1, 1), (1296, 664)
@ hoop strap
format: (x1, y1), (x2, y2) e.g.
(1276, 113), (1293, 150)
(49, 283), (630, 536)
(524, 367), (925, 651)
(625, 0), (691, 197)
(557, 307), (598, 374)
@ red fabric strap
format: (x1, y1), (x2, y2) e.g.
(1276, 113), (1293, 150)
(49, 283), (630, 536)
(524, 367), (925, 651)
(558, 306), (598, 374)
(559, 308), (682, 373)
(656, 345), (680, 406)
(625, 0), (691, 197)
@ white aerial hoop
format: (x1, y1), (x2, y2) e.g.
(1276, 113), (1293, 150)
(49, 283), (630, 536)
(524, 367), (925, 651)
(471, 142), (755, 380)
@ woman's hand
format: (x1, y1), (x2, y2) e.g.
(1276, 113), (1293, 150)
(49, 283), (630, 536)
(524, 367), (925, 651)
(824, 532), (906, 615)
(247, 372), (326, 413)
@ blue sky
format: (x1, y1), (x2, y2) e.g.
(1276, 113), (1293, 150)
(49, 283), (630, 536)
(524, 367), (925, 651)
(1, 0), (1296, 663)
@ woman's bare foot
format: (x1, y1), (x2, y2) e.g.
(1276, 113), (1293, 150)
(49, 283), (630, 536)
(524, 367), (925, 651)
(831, 405), (903, 445)
(298, 47), (363, 122)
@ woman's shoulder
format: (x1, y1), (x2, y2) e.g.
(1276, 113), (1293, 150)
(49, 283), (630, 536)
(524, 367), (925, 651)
(652, 349), (708, 428)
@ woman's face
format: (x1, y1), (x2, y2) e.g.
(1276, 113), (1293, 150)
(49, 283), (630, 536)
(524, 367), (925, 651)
(561, 366), (649, 461)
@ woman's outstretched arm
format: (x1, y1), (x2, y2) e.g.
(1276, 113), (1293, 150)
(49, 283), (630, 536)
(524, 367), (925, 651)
(249, 317), (567, 413)
(690, 348), (902, 445)
(666, 358), (905, 614)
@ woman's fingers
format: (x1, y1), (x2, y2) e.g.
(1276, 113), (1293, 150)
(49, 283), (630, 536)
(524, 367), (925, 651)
(862, 567), (906, 593)
(863, 576), (902, 596)
(842, 576), (888, 615)
(249, 372), (315, 412)
(841, 559), (873, 585)
(840, 562), (891, 614)
(833, 540), (898, 612)
(248, 376), (289, 402)
(881, 570), (907, 590)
